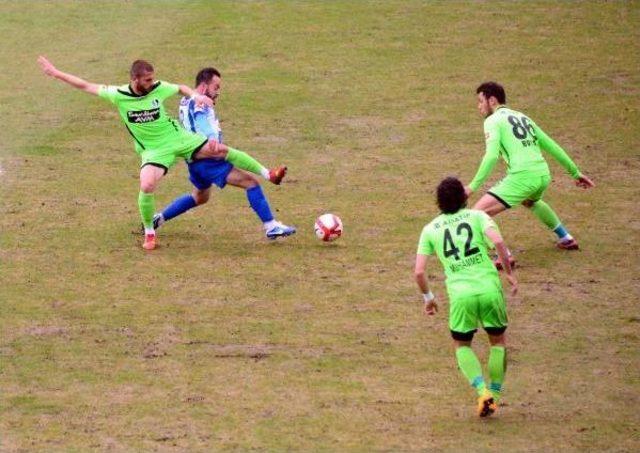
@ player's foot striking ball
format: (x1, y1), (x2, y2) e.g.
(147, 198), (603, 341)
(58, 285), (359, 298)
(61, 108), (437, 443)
(268, 166), (287, 185)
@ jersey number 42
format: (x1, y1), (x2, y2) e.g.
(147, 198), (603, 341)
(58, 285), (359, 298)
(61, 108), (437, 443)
(443, 222), (480, 260)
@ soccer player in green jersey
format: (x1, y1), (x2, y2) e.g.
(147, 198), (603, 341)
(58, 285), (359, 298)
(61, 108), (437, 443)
(415, 177), (517, 417)
(465, 82), (594, 260)
(37, 56), (286, 250)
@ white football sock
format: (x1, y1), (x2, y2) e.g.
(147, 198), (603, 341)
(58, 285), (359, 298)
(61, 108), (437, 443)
(264, 220), (279, 231)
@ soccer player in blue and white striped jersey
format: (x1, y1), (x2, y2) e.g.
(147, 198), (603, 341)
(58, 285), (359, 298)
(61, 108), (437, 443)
(154, 67), (295, 239)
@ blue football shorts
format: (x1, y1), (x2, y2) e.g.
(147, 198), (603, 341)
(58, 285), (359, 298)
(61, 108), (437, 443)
(188, 159), (234, 190)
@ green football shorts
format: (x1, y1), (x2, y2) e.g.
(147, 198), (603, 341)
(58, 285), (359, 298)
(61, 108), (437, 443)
(140, 131), (208, 171)
(488, 173), (552, 208)
(449, 289), (508, 334)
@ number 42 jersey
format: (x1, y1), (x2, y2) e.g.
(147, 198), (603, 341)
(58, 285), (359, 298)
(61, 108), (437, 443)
(417, 209), (502, 298)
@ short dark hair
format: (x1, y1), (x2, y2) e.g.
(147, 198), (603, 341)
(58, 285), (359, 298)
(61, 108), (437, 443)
(130, 60), (154, 78)
(476, 81), (506, 104)
(437, 177), (467, 214)
(195, 67), (221, 86)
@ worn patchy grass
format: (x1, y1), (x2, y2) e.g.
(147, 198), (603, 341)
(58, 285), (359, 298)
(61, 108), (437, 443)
(1, 0), (639, 451)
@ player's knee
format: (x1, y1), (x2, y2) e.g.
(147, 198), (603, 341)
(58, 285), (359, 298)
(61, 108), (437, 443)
(485, 327), (507, 345)
(206, 140), (227, 159)
(193, 191), (210, 205)
(522, 199), (535, 208)
(139, 181), (157, 193)
(193, 142), (223, 161)
(245, 174), (259, 188)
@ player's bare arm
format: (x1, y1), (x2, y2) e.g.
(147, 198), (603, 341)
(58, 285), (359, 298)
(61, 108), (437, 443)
(37, 56), (100, 96)
(178, 84), (212, 109)
(414, 254), (438, 315)
(485, 227), (518, 295)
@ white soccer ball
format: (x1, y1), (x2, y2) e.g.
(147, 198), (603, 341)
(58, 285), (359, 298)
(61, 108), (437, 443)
(314, 213), (343, 242)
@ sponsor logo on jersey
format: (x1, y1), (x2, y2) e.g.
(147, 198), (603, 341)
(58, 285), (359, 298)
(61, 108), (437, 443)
(151, 99), (159, 108)
(127, 108), (160, 123)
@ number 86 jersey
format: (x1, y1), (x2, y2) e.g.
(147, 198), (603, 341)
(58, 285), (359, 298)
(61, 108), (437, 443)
(483, 106), (551, 176)
(417, 209), (502, 298)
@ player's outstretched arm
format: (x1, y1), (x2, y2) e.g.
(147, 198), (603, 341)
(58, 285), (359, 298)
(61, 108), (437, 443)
(466, 116), (502, 195)
(467, 129), (501, 195)
(38, 56), (101, 95)
(485, 227), (518, 295)
(534, 123), (595, 190)
(414, 254), (438, 315)
(465, 148), (499, 197)
(177, 84), (213, 108)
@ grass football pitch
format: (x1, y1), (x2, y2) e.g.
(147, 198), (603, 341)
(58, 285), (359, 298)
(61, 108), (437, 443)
(1, 1), (639, 451)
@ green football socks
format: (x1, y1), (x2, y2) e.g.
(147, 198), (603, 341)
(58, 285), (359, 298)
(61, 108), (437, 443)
(226, 147), (267, 177)
(138, 191), (155, 230)
(531, 199), (562, 230)
(488, 346), (506, 401)
(531, 200), (573, 240)
(455, 346), (486, 396)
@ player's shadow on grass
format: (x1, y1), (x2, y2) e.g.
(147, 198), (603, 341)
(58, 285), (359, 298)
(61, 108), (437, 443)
(313, 242), (343, 249)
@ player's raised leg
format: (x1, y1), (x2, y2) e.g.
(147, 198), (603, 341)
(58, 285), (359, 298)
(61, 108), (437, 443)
(194, 141), (287, 185)
(225, 169), (296, 239)
(523, 199), (579, 250)
(139, 164), (165, 250)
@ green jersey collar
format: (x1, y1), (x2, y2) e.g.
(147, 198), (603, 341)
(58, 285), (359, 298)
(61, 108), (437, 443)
(487, 105), (507, 118)
(117, 81), (161, 98)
